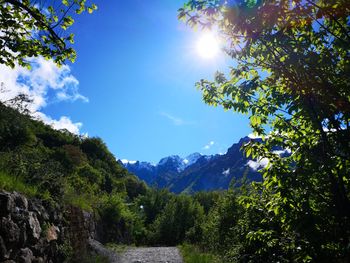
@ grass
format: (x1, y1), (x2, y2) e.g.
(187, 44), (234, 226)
(64, 193), (94, 212)
(62, 183), (97, 212)
(0, 171), (38, 197)
(179, 244), (222, 263)
(0, 170), (97, 212)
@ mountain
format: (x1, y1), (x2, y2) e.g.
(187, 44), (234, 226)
(122, 152), (204, 188)
(122, 136), (267, 193)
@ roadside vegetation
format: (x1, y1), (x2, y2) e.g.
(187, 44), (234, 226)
(179, 244), (221, 263)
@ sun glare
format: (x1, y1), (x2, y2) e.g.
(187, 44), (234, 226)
(196, 32), (220, 59)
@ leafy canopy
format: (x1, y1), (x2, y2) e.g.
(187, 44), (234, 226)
(0, 0), (97, 68)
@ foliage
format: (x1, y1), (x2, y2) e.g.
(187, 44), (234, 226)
(98, 194), (131, 242)
(122, 175), (148, 201)
(135, 188), (173, 225)
(0, 100), (34, 149)
(0, 171), (38, 197)
(179, 244), (221, 263)
(179, 0), (350, 261)
(0, 0), (97, 68)
(193, 191), (222, 214)
(57, 240), (74, 262)
(149, 194), (204, 245)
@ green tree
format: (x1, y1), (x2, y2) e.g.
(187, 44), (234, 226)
(135, 188), (173, 225)
(194, 191), (222, 214)
(179, 0), (350, 261)
(0, 0), (97, 68)
(97, 194), (145, 244)
(150, 195), (204, 245)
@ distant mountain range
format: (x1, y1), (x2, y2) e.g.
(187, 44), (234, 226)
(120, 136), (289, 193)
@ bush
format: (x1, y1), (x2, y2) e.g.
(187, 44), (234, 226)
(179, 244), (221, 263)
(150, 195), (204, 245)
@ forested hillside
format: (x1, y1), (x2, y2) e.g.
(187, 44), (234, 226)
(0, 102), (147, 206)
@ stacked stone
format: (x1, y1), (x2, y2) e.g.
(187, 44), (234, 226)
(0, 191), (63, 263)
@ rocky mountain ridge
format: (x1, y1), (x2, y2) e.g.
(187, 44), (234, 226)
(122, 136), (268, 193)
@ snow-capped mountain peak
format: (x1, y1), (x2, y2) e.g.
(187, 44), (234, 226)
(183, 152), (202, 167)
(158, 155), (182, 166)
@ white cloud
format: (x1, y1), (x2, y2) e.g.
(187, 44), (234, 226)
(203, 141), (215, 150)
(247, 158), (269, 171)
(247, 149), (291, 171)
(248, 133), (262, 139)
(120, 159), (137, 165)
(273, 149), (291, 156)
(34, 112), (82, 134)
(0, 57), (87, 134)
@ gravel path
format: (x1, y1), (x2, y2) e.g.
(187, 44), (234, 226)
(120, 247), (183, 263)
(89, 239), (183, 263)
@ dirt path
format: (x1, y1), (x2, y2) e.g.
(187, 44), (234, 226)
(89, 239), (183, 263)
(120, 247), (183, 263)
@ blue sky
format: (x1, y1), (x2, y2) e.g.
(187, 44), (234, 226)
(5, 0), (252, 163)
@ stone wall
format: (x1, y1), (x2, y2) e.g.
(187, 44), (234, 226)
(65, 206), (96, 262)
(0, 191), (96, 263)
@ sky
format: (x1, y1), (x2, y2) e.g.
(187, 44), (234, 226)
(1, 0), (252, 163)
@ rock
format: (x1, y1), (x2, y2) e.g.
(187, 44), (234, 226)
(46, 225), (59, 242)
(19, 248), (33, 263)
(32, 257), (44, 263)
(27, 212), (41, 240)
(18, 222), (27, 246)
(0, 192), (14, 216)
(0, 235), (7, 260)
(0, 191), (95, 263)
(30, 239), (46, 255)
(29, 202), (49, 222)
(13, 192), (28, 211)
(0, 217), (20, 244)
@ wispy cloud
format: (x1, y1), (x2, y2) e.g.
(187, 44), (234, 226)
(203, 141), (215, 150)
(0, 56), (87, 134)
(159, 112), (194, 126)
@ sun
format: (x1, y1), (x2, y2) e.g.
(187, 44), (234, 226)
(196, 32), (220, 59)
